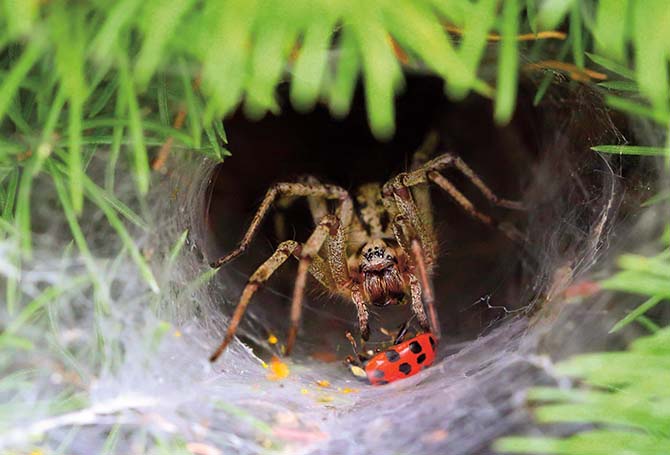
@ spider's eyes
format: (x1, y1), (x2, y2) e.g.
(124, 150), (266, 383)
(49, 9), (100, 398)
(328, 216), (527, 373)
(386, 255), (393, 260)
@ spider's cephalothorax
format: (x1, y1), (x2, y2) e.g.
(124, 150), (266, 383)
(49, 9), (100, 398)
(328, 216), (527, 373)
(208, 132), (525, 362)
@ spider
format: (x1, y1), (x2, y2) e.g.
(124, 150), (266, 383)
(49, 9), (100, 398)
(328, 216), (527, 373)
(208, 132), (524, 362)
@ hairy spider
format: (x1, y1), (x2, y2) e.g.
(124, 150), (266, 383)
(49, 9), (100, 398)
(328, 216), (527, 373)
(208, 132), (524, 362)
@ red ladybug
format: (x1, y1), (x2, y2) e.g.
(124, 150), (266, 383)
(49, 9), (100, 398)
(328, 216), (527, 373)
(346, 330), (437, 386)
(364, 332), (437, 385)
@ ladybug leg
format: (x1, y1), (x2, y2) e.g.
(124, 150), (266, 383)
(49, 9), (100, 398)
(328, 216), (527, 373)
(344, 332), (370, 381)
(393, 320), (411, 345)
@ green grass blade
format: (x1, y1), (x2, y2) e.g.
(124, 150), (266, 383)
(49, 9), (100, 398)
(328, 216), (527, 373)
(3, 0), (39, 38)
(351, 8), (402, 140)
(2, 276), (88, 337)
(91, 0), (143, 62)
(0, 38), (43, 125)
(570, 1), (584, 68)
(117, 50), (150, 195)
(454, 0), (497, 99)
(51, 5), (87, 215)
(328, 25), (360, 119)
(605, 95), (670, 124)
(84, 178), (159, 293)
(585, 52), (634, 79)
(536, 0), (575, 31)
(494, 0), (519, 124)
(105, 89), (126, 192)
(631, 0), (670, 119)
(74, 168), (148, 231)
(177, 59), (202, 147)
(1, 168), (17, 221)
(597, 80), (638, 92)
(48, 161), (110, 308)
(592, 0), (629, 62)
(591, 145), (670, 156)
(609, 296), (664, 333)
(201, 0), (258, 121)
(87, 76), (119, 119)
(290, 15), (336, 112)
(168, 229), (189, 265)
(157, 72), (170, 127)
(244, 6), (294, 119)
(134, 0), (195, 89)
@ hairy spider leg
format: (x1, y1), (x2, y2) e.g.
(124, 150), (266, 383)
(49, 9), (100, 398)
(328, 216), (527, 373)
(390, 152), (527, 247)
(389, 213), (434, 335)
(210, 182), (350, 268)
(269, 176), (363, 340)
(209, 240), (299, 362)
(410, 129), (441, 236)
(382, 210), (434, 334)
(381, 149), (527, 340)
(410, 239), (441, 339)
(404, 152), (525, 211)
(286, 214), (340, 354)
(210, 181), (361, 359)
(209, 215), (341, 362)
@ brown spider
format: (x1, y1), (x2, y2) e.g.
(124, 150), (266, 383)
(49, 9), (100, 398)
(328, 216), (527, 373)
(208, 132), (524, 362)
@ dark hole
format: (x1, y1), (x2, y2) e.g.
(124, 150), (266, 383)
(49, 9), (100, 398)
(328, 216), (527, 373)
(205, 73), (645, 359)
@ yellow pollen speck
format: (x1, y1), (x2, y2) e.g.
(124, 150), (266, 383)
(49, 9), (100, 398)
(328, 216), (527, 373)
(339, 387), (358, 394)
(29, 451), (44, 455)
(316, 380), (330, 388)
(173, 330), (182, 338)
(317, 396), (334, 403)
(266, 356), (290, 381)
(300, 388), (309, 395)
(267, 334), (278, 345)
(260, 360), (268, 369)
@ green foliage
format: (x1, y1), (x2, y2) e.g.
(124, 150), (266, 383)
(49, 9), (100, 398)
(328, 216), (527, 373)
(1, 1), (670, 453)
(495, 327), (670, 454)
(0, 0), (668, 261)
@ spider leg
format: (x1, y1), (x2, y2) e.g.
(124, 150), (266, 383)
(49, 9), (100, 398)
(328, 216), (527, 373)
(286, 214), (340, 354)
(210, 182), (349, 268)
(351, 284), (370, 341)
(390, 212), (440, 337)
(385, 152), (526, 246)
(301, 176), (331, 225)
(410, 130), (440, 234)
(410, 240), (440, 338)
(404, 152), (525, 211)
(327, 196), (354, 289)
(389, 211), (440, 337)
(383, 179), (438, 269)
(209, 224), (340, 362)
(427, 171), (525, 244)
(209, 240), (300, 362)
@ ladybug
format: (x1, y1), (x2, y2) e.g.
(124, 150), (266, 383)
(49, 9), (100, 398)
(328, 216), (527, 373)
(346, 328), (437, 386)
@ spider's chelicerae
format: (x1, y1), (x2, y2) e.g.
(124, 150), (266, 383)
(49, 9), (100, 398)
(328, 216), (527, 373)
(209, 132), (524, 362)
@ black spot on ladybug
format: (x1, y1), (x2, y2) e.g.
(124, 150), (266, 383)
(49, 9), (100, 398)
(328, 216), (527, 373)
(377, 380), (388, 385)
(409, 341), (422, 354)
(373, 369), (385, 379)
(429, 336), (435, 347)
(417, 353), (426, 364)
(398, 362), (412, 375)
(385, 350), (400, 362)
